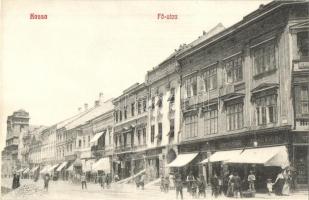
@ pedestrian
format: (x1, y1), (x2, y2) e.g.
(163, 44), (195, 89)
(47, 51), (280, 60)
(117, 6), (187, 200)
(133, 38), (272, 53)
(43, 173), (50, 191)
(114, 174), (119, 182)
(164, 176), (170, 193)
(282, 170), (290, 196)
(191, 180), (198, 198)
(274, 170), (285, 196)
(160, 176), (165, 192)
(210, 174), (219, 198)
(267, 178), (273, 196)
(105, 174), (111, 189)
(218, 175), (223, 195)
(98, 173), (103, 188)
(247, 170), (256, 192)
(12, 173), (20, 189)
(175, 173), (183, 200)
(139, 174), (145, 190)
(227, 173), (234, 197)
(198, 175), (206, 198)
(186, 172), (194, 194)
(81, 173), (87, 190)
(222, 173), (229, 196)
(101, 172), (106, 189)
(233, 172), (242, 198)
(169, 173), (175, 190)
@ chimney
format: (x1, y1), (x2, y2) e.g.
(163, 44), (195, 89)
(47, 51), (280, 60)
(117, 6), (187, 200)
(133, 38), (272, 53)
(78, 107), (82, 113)
(95, 100), (100, 107)
(84, 103), (88, 111)
(99, 92), (104, 103)
(203, 30), (206, 35)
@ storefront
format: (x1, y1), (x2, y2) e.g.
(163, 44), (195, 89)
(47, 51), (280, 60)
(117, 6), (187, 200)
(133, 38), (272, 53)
(292, 133), (309, 186)
(145, 148), (163, 180)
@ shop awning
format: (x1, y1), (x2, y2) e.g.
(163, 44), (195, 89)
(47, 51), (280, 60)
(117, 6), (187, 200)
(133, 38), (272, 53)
(90, 131), (104, 146)
(56, 162), (68, 172)
(30, 166), (39, 173)
(23, 168), (30, 174)
(167, 153), (198, 167)
(40, 165), (51, 174)
(92, 157), (110, 172)
(200, 149), (243, 164)
(226, 146), (289, 168)
(66, 164), (74, 171)
(16, 168), (25, 173)
(48, 164), (59, 173)
(82, 159), (96, 172)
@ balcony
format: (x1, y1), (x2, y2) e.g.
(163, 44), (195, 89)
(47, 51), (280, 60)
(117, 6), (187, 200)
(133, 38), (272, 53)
(295, 119), (309, 131)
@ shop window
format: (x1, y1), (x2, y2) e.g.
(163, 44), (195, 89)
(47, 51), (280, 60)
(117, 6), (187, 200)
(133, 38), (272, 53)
(142, 128), (146, 145)
(184, 114), (198, 138)
(297, 31), (309, 59)
(131, 103), (135, 117)
(255, 94), (277, 125)
(253, 42), (276, 76)
(151, 125), (155, 143)
(225, 56), (242, 83)
(226, 103), (244, 131)
(203, 108), (218, 135)
(202, 65), (217, 92)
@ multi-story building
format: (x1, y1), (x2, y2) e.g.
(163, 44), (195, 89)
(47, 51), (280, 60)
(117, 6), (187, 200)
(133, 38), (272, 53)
(173, 1), (308, 187)
(144, 53), (182, 180)
(1, 109), (30, 177)
(113, 83), (148, 180)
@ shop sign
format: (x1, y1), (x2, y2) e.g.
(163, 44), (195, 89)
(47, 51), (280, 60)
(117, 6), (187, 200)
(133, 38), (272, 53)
(218, 139), (242, 150)
(146, 148), (162, 156)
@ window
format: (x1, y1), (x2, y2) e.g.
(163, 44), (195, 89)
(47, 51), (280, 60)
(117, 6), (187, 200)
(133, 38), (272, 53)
(115, 135), (118, 147)
(226, 103), (244, 131)
(143, 99), (147, 112)
(255, 94), (277, 125)
(300, 86), (309, 114)
(119, 110), (122, 121)
(151, 125), (155, 143)
(203, 108), (218, 135)
(137, 130), (141, 145)
(297, 31), (309, 58)
(169, 119), (175, 138)
(157, 95), (163, 108)
(115, 111), (118, 123)
(83, 136), (85, 148)
(253, 42), (276, 75)
(202, 65), (217, 91)
(185, 76), (197, 98)
(124, 106), (127, 119)
(138, 101), (142, 114)
(151, 97), (155, 109)
(168, 88), (175, 104)
(184, 114), (198, 138)
(78, 140), (82, 148)
(158, 123), (163, 141)
(142, 127), (146, 145)
(88, 135), (90, 147)
(131, 103), (135, 116)
(225, 56), (242, 83)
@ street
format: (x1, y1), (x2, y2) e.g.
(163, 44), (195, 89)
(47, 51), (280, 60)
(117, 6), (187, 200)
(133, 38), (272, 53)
(1, 178), (308, 200)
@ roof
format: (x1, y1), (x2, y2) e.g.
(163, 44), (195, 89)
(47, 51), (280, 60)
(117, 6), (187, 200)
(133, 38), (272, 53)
(65, 99), (114, 131)
(176, 1), (305, 60)
(54, 109), (92, 130)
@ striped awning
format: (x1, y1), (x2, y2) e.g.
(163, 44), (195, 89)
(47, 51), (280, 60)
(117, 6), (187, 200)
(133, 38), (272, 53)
(23, 168), (30, 174)
(56, 162), (68, 172)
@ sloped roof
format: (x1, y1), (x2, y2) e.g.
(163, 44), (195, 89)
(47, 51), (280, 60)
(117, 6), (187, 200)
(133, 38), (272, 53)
(55, 109), (92, 130)
(65, 99), (114, 131)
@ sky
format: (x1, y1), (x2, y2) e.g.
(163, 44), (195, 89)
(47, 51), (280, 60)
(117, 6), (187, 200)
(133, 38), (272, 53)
(0, 0), (271, 149)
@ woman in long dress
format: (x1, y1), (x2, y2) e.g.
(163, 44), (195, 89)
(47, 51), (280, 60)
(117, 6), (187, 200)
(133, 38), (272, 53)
(274, 170), (285, 195)
(282, 170), (290, 195)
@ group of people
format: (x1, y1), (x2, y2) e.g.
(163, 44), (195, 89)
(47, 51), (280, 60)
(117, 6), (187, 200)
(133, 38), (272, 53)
(97, 172), (112, 189)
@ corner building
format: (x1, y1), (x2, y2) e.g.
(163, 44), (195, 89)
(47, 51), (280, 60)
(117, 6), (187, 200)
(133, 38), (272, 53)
(175, 1), (308, 188)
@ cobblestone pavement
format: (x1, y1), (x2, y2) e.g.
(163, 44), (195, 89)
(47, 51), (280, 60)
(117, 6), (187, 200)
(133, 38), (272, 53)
(1, 178), (308, 200)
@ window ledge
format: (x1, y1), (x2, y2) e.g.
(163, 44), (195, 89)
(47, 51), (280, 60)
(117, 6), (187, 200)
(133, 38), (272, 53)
(253, 69), (277, 79)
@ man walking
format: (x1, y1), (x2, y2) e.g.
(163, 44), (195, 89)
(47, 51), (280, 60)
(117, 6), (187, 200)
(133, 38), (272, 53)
(43, 173), (50, 191)
(81, 173), (87, 190)
(248, 170), (256, 192)
(175, 173), (183, 200)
